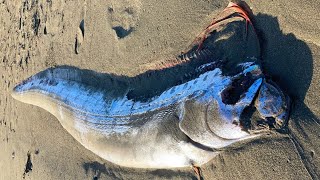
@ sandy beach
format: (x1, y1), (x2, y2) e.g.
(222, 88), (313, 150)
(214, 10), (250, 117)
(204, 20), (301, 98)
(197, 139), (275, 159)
(0, 0), (319, 179)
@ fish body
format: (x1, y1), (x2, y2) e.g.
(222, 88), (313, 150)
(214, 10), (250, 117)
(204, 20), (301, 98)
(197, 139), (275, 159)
(12, 62), (288, 168)
(12, 2), (290, 168)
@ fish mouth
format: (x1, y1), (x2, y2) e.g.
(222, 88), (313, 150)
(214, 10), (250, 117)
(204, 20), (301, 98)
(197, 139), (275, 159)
(240, 106), (290, 134)
(237, 95), (291, 134)
(255, 98), (291, 133)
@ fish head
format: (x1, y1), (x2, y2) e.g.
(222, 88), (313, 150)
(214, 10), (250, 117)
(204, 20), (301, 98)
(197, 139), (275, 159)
(204, 76), (263, 142)
(178, 74), (263, 148)
(182, 63), (291, 149)
(254, 79), (291, 131)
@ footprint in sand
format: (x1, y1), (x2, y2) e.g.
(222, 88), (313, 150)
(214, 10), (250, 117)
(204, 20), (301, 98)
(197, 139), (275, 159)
(107, 0), (141, 39)
(75, 1), (87, 54)
(75, 19), (84, 54)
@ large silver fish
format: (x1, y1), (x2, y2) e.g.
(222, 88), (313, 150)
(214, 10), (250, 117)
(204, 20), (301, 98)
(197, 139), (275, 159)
(12, 2), (290, 168)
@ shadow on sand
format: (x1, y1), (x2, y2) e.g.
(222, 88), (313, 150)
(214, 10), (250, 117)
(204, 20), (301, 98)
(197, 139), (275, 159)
(255, 13), (319, 179)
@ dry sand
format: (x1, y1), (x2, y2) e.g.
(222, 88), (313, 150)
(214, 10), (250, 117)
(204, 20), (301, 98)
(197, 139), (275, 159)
(0, 0), (319, 179)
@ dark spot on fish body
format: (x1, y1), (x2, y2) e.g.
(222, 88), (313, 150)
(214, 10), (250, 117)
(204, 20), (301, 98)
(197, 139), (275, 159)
(203, 75), (208, 81)
(232, 120), (239, 125)
(48, 79), (58, 86)
(221, 86), (241, 105)
(221, 73), (257, 105)
(193, 80), (198, 85)
(183, 83), (188, 89)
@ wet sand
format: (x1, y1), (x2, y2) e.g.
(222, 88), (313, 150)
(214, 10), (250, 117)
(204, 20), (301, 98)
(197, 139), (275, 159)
(0, 0), (319, 179)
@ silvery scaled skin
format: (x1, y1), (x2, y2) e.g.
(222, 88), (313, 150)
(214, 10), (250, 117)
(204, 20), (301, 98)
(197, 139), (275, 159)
(12, 2), (290, 168)
(11, 62), (290, 168)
